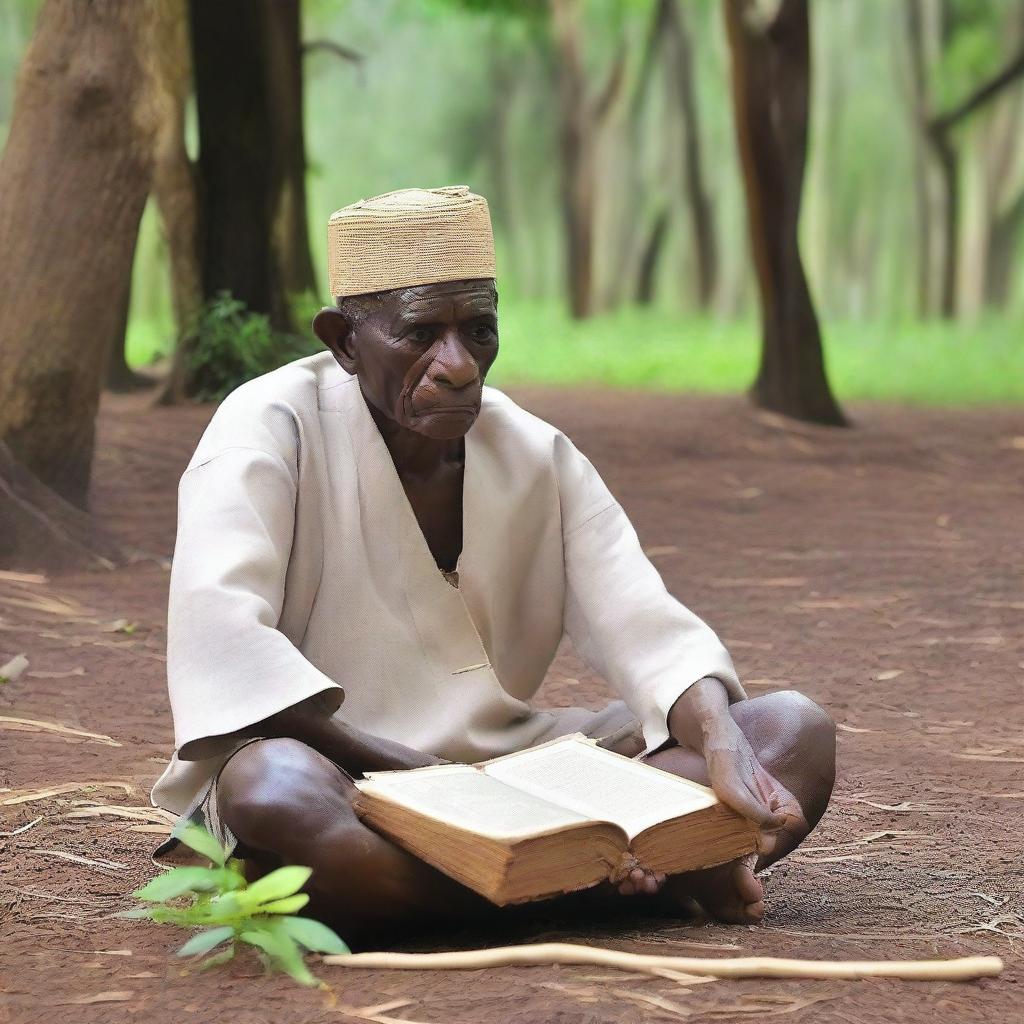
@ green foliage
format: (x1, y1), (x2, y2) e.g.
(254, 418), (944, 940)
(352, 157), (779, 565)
(122, 823), (349, 987)
(186, 293), (319, 401)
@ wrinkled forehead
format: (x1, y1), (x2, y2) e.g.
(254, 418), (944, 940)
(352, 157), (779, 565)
(392, 279), (497, 319)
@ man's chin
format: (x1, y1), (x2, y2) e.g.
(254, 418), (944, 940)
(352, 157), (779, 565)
(409, 405), (480, 439)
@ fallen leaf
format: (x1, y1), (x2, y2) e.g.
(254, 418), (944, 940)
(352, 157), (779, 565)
(874, 669), (903, 681)
(0, 653), (28, 684)
(0, 815), (43, 837)
(0, 569), (47, 584)
(712, 577), (807, 588)
(913, 635), (1003, 646)
(644, 545), (681, 558)
(838, 723), (874, 734)
(27, 666), (86, 679)
(2, 781), (134, 805)
(101, 619), (137, 635)
(954, 753), (1024, 764)
(0, 716), (121, 747)
(61, 991), (133, 1005)
(0, 592), (90, 617)
(30, 848), (127, 870)
(63, 804), (174, 826)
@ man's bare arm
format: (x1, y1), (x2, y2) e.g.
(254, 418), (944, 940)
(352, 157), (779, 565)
(237, 695), (445, 776)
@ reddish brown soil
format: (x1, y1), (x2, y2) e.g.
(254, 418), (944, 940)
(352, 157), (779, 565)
(1, 388), (1022, 1023)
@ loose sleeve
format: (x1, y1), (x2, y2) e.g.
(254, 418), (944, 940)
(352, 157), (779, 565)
(556, 435), (744, 755)
(166, 446), (343, 760)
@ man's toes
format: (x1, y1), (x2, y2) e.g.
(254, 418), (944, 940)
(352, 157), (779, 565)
(666, 856), (765, 925)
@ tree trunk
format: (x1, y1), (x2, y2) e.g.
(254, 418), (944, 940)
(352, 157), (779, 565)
(0, 0), (162, 506)
(905, 0), (936, 317)
(663, 0), (718, 309)
(189, 0), (301, 331)
(105, 258), (152, 393)
(0, 442), (121, 572)
(635, 208), (671, 305)
(927, 125), (960, 318)
(549, 0), (625, 319)
(723, 0), (846, 426)
(550, 0), (596, 319)
(266, 0), (317, 301)
(153, 0), (202, 406)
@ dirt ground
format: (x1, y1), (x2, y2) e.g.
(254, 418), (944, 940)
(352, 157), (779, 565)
(1, 386), (1022, 1024)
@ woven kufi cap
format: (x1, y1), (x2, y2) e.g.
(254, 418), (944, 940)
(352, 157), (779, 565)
(328, 185), (496, 298)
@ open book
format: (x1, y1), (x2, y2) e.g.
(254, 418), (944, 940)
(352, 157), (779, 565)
(353, 734), (756, 906)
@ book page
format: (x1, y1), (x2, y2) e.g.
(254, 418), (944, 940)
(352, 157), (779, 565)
(356, 763), (594, 841)
(483, 736), (717, 839)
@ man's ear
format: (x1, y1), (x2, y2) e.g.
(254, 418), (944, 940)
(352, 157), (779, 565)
(313, 306), (357, 374)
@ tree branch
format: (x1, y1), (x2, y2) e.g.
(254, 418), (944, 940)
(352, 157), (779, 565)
(302, 38), (364, 64)
(593, 40), (627, 124)
(930, 47), (1024, 135)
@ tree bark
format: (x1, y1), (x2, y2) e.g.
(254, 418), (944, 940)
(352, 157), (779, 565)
(190, 0), (308, 332)
(0, 0), (162, 505)
(635, 208), (670, 305)
(663, 0), (718, 309)
(266, 0), (317, 300)
(153, 0), (202, 406)
(723, 0), (846, 426)
(905, 0), (936, 316)
(550, 0), (625, 319)
(0, 443), (121, 572)
(907, 0), (1024, 319)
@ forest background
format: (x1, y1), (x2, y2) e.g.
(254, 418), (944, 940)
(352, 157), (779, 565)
(2, 0), (1022, 419)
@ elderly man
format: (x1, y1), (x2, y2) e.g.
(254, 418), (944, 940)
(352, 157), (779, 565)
(153, 186), (835, 943)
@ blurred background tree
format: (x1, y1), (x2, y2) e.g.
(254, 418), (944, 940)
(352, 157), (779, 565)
(1, 0), (1023, 551)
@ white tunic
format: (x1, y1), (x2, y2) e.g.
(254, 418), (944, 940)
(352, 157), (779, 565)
(151, 352), (743, 814)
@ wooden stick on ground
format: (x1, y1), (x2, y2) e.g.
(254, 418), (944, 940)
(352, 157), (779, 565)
(322, 942), (1003, 982)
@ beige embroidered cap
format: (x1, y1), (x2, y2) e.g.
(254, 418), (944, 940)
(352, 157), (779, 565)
(327, 185), (496, 299)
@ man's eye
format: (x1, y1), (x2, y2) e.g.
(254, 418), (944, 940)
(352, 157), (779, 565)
(408, 328), (433, 343)
(471, 324), (497, 343)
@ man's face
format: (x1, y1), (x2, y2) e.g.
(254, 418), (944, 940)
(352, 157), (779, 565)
(316, 279), (499, 440)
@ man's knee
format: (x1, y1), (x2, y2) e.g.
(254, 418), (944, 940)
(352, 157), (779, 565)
(774, 690), (835, 754)
(217, 737), (348, 848)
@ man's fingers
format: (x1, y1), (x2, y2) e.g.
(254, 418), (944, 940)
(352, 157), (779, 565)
(714, 773), (786, 830)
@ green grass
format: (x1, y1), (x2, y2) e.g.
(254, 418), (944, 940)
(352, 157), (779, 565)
(128, 304), (1024, 407)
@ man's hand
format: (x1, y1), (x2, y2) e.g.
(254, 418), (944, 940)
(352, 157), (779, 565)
(668, 678), (806, 857)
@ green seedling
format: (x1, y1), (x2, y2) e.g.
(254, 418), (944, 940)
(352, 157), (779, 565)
(121, 823), (348, 986)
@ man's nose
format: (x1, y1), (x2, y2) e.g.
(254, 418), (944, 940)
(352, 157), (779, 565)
(430, 330), (479, 390)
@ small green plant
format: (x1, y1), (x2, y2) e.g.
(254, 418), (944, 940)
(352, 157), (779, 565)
(122, 823), (348, 986)
(186, 292), (319, 401)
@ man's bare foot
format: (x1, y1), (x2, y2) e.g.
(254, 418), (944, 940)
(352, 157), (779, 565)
(664, 853), (765, 924)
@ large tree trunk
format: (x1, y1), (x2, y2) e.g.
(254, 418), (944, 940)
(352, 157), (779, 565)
(190, 0), (305, 332)
(0, 0), (162, 506)
(663, 0), (718, 309)
(723, 0), (846, 426)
